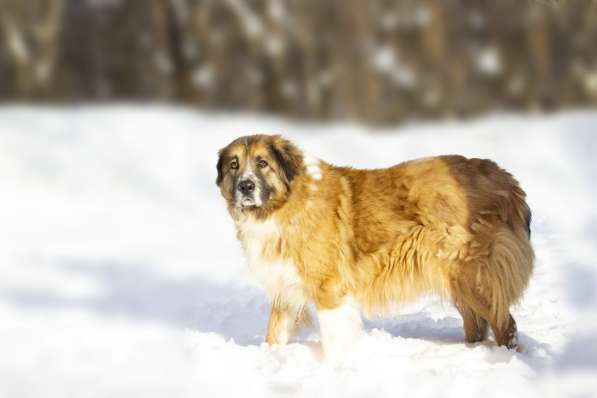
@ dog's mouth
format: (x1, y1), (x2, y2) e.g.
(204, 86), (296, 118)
(240, 197), (259, 209)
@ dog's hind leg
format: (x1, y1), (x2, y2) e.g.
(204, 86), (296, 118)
(450, 225), (532, 349)
(454, 300), (488, 343)
(490, 313), (518, 349)
(451, 275), (519, 349)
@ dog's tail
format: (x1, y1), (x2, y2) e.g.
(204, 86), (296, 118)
(487, 225), (534, 329)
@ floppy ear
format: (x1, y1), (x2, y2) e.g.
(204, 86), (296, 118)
(269, 137), (303, 184)
(215, 152), (224, 186)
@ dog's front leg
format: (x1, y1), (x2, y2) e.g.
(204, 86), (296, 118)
(266, 303), (292, 345)
(266, 300), (311, 345)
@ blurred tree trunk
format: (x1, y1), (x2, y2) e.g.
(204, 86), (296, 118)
(55, 0), (176, 100)
(1, 0), (596, 124)
(0, 0), (64, 99)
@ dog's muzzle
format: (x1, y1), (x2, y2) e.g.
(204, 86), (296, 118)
(236, 178), (261, 208)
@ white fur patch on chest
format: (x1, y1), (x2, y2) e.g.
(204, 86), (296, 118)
(237, 218), (306, 307)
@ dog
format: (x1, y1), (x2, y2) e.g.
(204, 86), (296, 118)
(216, 134), (534, 358)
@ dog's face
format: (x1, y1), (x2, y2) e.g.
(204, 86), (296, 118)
(216, 135), (303, 217)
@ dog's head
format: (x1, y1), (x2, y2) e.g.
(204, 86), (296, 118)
(216, 135), (303, 216)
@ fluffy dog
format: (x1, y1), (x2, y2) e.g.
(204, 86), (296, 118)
(216, 134), (533, 357)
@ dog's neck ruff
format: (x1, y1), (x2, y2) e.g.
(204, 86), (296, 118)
(236, 217), (306, 307)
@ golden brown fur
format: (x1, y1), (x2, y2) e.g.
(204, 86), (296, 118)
(216, 134), (534, 350)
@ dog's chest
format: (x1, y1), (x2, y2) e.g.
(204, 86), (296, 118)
(237, 218), (305, 303)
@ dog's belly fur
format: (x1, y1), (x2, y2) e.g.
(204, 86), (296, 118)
(226, 143), (533, 351)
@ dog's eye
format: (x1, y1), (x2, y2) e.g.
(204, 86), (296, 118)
(230, 160), (239, 169)
(257, 160), (268, 169)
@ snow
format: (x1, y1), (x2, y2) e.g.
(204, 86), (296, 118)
(585, 71), (597, 95)
(223, 0), (264, 40)
(477, 47), (502, 76)
(192, 66), (214, 88)
(1, 106), (597, 397)
(6, 29), (29, 63)
(267, 0), (286, 22)
(372, 47), (417, 88)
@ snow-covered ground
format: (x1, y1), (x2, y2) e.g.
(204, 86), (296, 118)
(1, 106), (596, 398)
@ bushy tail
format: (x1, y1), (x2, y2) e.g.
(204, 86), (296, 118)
(487, 226), (534, 329)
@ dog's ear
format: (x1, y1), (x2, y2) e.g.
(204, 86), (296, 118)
(215, 150), (224, 186)
(269, 136), (303, 184)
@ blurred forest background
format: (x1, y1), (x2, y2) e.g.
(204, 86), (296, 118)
(1, 0), (596, 124)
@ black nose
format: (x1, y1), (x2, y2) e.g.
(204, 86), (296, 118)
(237, 180), (255, 194)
